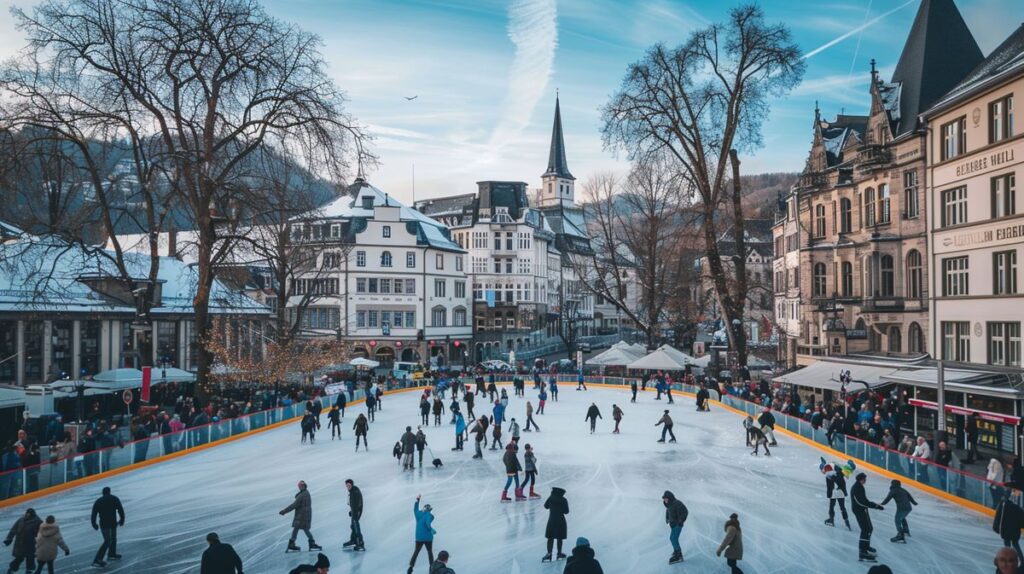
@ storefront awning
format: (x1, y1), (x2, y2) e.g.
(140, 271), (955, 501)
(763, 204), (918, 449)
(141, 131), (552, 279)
(881, 368), (1024, 399)
(773, 361), (898, 392)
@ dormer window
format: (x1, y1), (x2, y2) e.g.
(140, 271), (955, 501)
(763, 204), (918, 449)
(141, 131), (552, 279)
(361, 196), (374, 209)
(493, 207), (513, 224)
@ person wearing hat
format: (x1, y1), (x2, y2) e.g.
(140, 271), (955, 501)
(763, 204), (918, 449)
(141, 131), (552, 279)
(428, 550), (455, 574)
(280, 481), (321, 553)
(200, 532), (242, 574)
(563, 537), (603, 574)
(715, 513), (743, 574)
(408, 495), (436, 574)
(756, 407), (777, 446)
(4, 508), (42, 573)
(655, 410), (676, 443)
(288, 552), (329, 574)
(662, 491), (688, 564)
(542, 487), (569, 562)
(34, 515), (70, 574)
(850, 472), (885, 562)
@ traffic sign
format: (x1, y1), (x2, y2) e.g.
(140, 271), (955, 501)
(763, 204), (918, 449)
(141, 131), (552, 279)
(122, 389), (133, 405)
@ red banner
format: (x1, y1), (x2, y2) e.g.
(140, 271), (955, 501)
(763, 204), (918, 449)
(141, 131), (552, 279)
(141, 366), (152, 403)
(908, 398), (1020, 425)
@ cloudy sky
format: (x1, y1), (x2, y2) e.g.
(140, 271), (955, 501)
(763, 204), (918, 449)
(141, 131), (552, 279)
(0, 0), (1020, 203)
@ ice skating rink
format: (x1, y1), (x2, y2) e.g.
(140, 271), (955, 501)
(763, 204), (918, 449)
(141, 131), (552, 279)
(4, 386), (997, 573)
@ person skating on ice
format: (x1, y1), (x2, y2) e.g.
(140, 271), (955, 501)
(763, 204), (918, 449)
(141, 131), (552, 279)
(851, 472), (885, 562)
(34, 514), (71, 574)
(415, 427), (428, 468)
(563, 537), (603, 574)
(880, 479), (917, 543)
(501, 443), (525, 502)
(715, 513), (743, 574)
(994, 488), (1024, 563)
(576, 371), (587, 391)
(742, 416), (755, 447)
(656, 410), (676, 443)
(327, 406), (341, 440)
(90, 487), (124, 567)
(400, 426), (416, 471)
(343, 479), (365, 551)
(289, 552), (329, 574)
(749, 426), (770, 456)
(549, 375), (559, 401)
(542, 487), (569, 562)
(490, 417), (504, 451)
(662, 491), (688, 564)
(464, 391), (475, 422)
(5, 508), (42, 573)
(471, 416), (488, 459)
(200, 532), (240, 574)
(453, 412), (466, 451)
(279, 481), (321, 553)
(448, 396), (460, 424)
(523, 444), (540, 499)
(432, 396), (444, 427)
(335, 391), (346, 419)
(537, 388), (547, 415)
(757, 407), (778, 446)
(300, 413), (316, 445)
(696, 385), (710, 412)
(365, 392), (376, 423)
(630, 380), (638, 403)
(585, 403), (602, 434)
(611, 405), (623, 434)
(524, 401), (540, 432)
(407, 495), (436, 574)
(392, 441), (403, 464)
(508, 418), (521, 444)
(419, 395), (430, 426)
(353, 413), (369, 451)
(820, 459), (852, 529)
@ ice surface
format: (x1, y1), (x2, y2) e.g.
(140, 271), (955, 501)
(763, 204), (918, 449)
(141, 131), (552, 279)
(3, 387), (997, 573)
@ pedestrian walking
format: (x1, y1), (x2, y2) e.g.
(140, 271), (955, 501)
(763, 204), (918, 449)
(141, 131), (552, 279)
(715, 513), (743, 574)
(353, 414), (369, 451)
(612, 405), (623, 434)
(585, 403), (602, 434)
(407, 496), (435, 574)
(880, 479), (918, 543)
(851, 473), (884, 562)
(279, 481), (321, 553)
(541, 487), (569, 562)
(523, 444), (540, 499)
(663, 491), (688, 564)
(343, 479), (365, 551)
(4, 508), (41, 573)
(200, 532), (242, 574)
(90, 487), (124, 568)
(655, 410), (676, 443)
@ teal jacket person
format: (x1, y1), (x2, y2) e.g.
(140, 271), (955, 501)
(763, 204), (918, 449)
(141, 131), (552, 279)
(414, 500), (435, 542)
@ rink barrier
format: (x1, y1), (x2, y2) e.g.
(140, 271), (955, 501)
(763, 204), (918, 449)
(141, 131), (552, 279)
(0, 385), (437, 508)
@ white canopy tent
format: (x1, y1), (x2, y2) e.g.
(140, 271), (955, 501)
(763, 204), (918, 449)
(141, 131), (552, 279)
(151, 367), (197, 383)
(586, 346), (645, 367)
(627, 347), (693, 371)
(350, 357), (380, 368)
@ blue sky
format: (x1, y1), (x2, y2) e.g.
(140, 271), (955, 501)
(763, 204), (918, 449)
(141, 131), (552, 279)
(1, 0), (1020, 202)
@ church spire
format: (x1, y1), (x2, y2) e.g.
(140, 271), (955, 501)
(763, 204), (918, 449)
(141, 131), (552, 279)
(543, 94), (574, 181)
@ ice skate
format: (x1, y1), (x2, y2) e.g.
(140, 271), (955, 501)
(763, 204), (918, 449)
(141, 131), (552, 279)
(541, 554), (552, 563)
(515, 488), (527, 501)
(859, 552), (877, 562)
(343, 539), (355, 548)
(824, 517), (834, 527)
(91, 561), (107, 568)
(669, 551), (684, 564)
(890, 534), (906, 544)
(286, 542), (301, 553)
(501, 490), (512, 503)
(844, 519), (852, 531)
(556, 553), (567, 560)
(529, 486), (541, 499)
(669, 438), (676, 443)
(308, 541), (322, 551)
(657, 439), (666, 443)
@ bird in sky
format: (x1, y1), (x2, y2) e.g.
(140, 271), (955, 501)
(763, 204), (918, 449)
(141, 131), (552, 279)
(404, 95), (418, 101)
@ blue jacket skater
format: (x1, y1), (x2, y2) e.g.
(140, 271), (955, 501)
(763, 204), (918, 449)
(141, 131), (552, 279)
(414, 500), (436, 541)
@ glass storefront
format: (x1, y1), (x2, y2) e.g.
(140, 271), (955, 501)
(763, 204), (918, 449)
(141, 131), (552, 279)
(157, 321), (179, 367)
(51, 320), (73, 378)
(80, 320), (101, 376)
(23, 321), (44, 383)
(0, 321), (15, 383)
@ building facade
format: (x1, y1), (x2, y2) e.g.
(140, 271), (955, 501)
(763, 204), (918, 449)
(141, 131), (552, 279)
(773, 193), (803, 368)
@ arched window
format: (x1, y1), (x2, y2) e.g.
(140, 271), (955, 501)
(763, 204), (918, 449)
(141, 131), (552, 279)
(815, 204), (826, 238)
(453, 307), (467, 327)
(842, 261), (854, 296)
(380, 251), (392, 267)
(879, 183), (891, 224)
(864, 188), (876, 227)
(813, 262), (827, 297)
(840, 198), (852, 233)
(908, 322), (925, 353)
(906, 250), (922, 299)
(880, 255), (894, 296)
(888, 326), (902, 353)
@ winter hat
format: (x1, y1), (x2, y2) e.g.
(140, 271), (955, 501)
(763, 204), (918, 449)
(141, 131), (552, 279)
(866, 567), (892, 574)
(314, 553), (331, 567)
(664, 409), (669, 414)
(575, 537), (590, 547)
(422, 504), (433, 512)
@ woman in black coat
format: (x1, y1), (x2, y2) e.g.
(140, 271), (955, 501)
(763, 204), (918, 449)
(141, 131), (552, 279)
(542, 487), (569, 562)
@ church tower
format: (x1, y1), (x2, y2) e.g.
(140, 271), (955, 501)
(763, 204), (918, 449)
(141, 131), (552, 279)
(538, 95), (575, 208)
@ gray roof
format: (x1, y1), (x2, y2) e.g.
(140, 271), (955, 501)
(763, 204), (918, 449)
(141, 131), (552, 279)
(542, 96), (574, 181)
(886, 0), (983, 135)
(819, 115), (867, 167)
(925, 24), (1024, 117)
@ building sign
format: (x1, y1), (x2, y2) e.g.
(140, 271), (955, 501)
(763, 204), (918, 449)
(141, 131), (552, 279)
(939, 222), (1024, 251)
(845, 329), (867, 339)
(954, 148), (1015, 178)
(908, 398), (1020, 425)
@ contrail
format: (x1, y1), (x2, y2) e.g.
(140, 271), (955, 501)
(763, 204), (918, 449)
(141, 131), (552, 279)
(848, 0), (874, 75)
(804, 0), (915, 60)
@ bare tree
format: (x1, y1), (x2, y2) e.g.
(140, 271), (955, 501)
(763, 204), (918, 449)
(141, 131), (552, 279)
(6, 0), (368, 398)
(601, 4), (803, 366)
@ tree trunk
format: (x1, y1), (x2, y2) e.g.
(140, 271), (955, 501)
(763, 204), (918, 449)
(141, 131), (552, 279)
(193, 219), (215, 404)
(728, 149), (749, 368)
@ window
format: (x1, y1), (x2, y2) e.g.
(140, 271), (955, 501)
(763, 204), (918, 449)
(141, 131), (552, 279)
(989, 322), (1022, 366)
(493, 233), (501, 250)
(840, 198), (852, 233)
(505, 260), (513, 273)
(814, 204), (826, 238)
(368, 310), (378, 328)
(941, 117), (967, 160)
(472, 257), (487, 273)
(888, 326), (901, 353)
(356, 311), (366, 328)
(434, 279), (446, 298)
(453, 307), (467, 327)
(472, 232), (487, 249)
(407, 279), (416, 293)
(942, 186), (968, 227)
(813, 262), (827, 297)
(407, 251), (416, 268)
(942, 321), (971, 361)
(473, 283), (483, 300)
(368, 278), (378, 293)
(392, 311), (403, 327)
(842, 261), (854, 296)
(906, 250), (922, 299)
(904, 171), (919, 219)
(322, 252), (342, 269)
(992, 173), (1016, 218)
(909, 322), (925, 354)
(506, 232), (513, 251)
(394, 279), (404, 294)
(380, 278), (391, 294)
(432, 307), (447, 327)
(942, 256), (969, 296)
(456, 256), (463, 272)
(436, 254), (444, 270)
(382, 225), (391, 238)
(517, 259), (532, 274)
(330, 224), (341, 238)
(405, 311), (415, 327)
(990, 95), (1014, 143)
(381, 251), (392, 267)
(878, 183), (891, 224)
(455, 281), (466, 298)
(493, 259), (502, 274)
(356, 250), (366, 267)
(361, 196), (374, 209)
(356, 278), (366, 293)
(864, 188), (876, 227)
(994, 250), (1018, 295)
(880, 254), (894, 297)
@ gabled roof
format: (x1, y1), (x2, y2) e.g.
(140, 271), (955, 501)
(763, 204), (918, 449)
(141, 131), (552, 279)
(925, 24), (1024, 117)
(886, 0), (983, 135)
(819, 115), (868, 167)
(542, 96), (574, 181)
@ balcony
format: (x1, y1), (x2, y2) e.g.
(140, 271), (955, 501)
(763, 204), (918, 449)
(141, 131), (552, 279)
(797, 172), (828, 189)
(856, 144), (891, 169)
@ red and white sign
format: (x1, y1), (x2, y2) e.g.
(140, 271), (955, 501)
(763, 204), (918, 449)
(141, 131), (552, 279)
(908, 398), (1021, 425)
(122, 389), (134, 405)
(141, 366), (152, 403)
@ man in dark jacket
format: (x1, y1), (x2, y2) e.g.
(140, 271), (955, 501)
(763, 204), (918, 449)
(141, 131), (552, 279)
(880, 479), (918, 543)
(289, 552), (330, 574)
(850, 473), (885, 562)
(401, 426), (417, 470)
(428, 550), (455, 574)
(584, 404), (602, 434)
(696, 386), (709, 412)
(91, 486), (125, 567)
(662, 491), (688, 564)
(994, 493), (1024, 564)
(200, 532), (243, 574)
(344, 479), (365, 551)
(757, 408), (778, 446)
(280, 481), (321, 552)
(4, 508), (42, 573)
(563, 537), (603, 574)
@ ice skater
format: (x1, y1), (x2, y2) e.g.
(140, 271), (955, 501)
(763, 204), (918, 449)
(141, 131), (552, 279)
(464, 391), (475, 421)
(300, 413), (316, 444)
(432, 397), (444, 426)
(549, 376), (559, 401)
(279, 481), (321, 553)
(453, 412), (466, 451)
(743, 416), (755, 447)
(34, 514), (71, 574)
(585, 403), (602, 434)
(448, 396), (460, 424)
(696, 386), (710, 412)
(419, 395), (430, 426)
(90, 487), (124, 568)
(630, 380), (638, 403)
(821, 461), (851, 529)
(656, 410), (676, 443)
(393, 441), (403, 464)
(749, 426), (770, 456)
(353, 414), (369, 451)
(501, 444), (525, 502)
(5, 508), (41, 573)
(365, 392), (377, 422)
(523, 444), (540, 499)
(288, 552), (329, 574)
(537, 388), (547, 415)
(994, 491), (1024, 563)
(343, 479), (365, 551)
(400, 426), (416, 470)
(662, 491), (688, 564)
(542, 487), (569, 562)
(851, 473), (885, 562)
(490, 417), (504, 451)
(715, 513), (743, 574)
(508, 418), (521, 445)
(576, 372), (587, 391)
(415, 427), (428, 468)
(612, 404), (623, 434)
(492, 400), (506, 431)
(880, 479), (917, 543)
(471, 416), (488, 459)
(327, 406), (342, 440)
(757, 408), (778, 446)
(407, 495), (436, 574)
(335, 391), (347, 419)
(524, 401), (540, 432)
